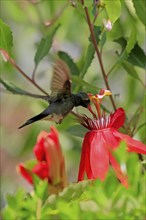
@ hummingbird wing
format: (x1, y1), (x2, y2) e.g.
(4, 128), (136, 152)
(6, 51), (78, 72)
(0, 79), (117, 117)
(50, 59), (72, 102)
(18, 106), (51, 129)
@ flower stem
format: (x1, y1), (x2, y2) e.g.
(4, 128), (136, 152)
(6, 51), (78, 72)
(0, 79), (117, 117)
(81, 0), (116, 110)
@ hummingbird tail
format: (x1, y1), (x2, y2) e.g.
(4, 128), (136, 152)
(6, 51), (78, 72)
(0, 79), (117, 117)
(18, 107), (51, 129)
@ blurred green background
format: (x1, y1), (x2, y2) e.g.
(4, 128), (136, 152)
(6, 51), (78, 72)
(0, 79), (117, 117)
(0, 0), (145, 210)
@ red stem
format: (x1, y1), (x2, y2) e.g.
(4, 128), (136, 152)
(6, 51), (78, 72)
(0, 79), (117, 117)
(81, 0), (116, 110)
(10, 58), (49, 95)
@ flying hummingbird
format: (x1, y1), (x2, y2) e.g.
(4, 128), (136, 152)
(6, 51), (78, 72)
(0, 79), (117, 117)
(18, 59), (90, 129)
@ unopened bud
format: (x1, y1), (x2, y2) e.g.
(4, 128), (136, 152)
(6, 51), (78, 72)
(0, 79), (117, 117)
(103, 19), (112, 31)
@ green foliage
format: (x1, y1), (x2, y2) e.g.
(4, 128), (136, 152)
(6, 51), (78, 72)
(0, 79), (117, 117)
(2, 156), (146, 219)
(132, 0), (146, 26)
(0, 19), (13, 52)
(1, 1), (146, 219)
(34, 24), (60, 66)
(128, 43), (146, 69)
(80, 43), (95, 78)
(103, 0), (121, 23)
(58, 51), (80, 75)
(125, 25), (136, 54)
(0, 78), (40, 97)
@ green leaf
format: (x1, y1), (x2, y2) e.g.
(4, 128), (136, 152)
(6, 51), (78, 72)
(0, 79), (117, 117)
(100, 31), (107, 49)
(132, 0), (146, 26)
(0, 19), (13, 52)
(34, 24), (60, 66)
(126, 26), (136, 54)
(89, 26), (101, 44)
(25, 159), (38, 170)
(122, 61), (143, 84)
(72, 75), (99, 92)
(58, 51), (80, 75)
(103, 0), (121, 23)
(35, 179), (49, 201)
(128, 43), (146, 69)
(80, 43), (95, 78)
(0, 78), (30, 96)
(0, 78), (46, 98)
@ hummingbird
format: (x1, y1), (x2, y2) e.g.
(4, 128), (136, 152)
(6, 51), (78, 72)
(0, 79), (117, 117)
(18, 59), (90, 129)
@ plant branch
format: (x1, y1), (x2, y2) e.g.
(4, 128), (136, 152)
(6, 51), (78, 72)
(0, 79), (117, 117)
(12, 61), (49, 95)
(0, 49), (49, 95)
(81, 0), (116, 110)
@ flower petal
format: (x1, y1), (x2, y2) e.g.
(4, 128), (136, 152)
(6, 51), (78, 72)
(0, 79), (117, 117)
(34, 138), (46, 161)
(103, 128), (121, 150)
(110, 108), (125, 129)
(109, 152), (128, 188)
(90, 131), (109, 181)
(114, 132), (146, 154)
(78, 133), (88, 181)
(47, 126), (60, 150)
(78, 132), (94, 181)
(18, 164), (33, 184)
(34, 126), (60, 162)
(32, 162), (49, 180)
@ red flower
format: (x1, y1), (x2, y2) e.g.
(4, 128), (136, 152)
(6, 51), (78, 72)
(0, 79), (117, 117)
(78, 90), (146, 188)
(18, 126), (67, 188)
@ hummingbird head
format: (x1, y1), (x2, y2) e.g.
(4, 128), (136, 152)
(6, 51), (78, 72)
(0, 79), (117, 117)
(75, 92), (90, 108)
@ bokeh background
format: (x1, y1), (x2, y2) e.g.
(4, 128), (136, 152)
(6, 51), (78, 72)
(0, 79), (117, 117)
(0, 0), (145, 209)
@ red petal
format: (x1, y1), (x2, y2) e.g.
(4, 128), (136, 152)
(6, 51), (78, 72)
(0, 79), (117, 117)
(47, 126), (60, 149)
(85, 133), (94, 179)
(103, 128), (121, 150)
(110, 108), (125, 129)
(32, 162), (49, 180)
(90, 131), (109, 181)
(34, 126), (60, 162)
(109, 152), (128, 188)
(18, 164), (33, 184)
(37, 131), (48, 142)
(34, 138), (46, 161)
(78, 134), (88, 181)
(78, 132), (94, 181)
(115, 132), (146, 154)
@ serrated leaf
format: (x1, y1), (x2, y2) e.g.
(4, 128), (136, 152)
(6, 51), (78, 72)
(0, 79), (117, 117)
(58, 51), (80, 75)
(103, 0), (121, 23)
(80, 43), (95, 78)
(128, 43), (146, 69)
(34, 24), (60, 66)
(0, 19), (13, 52)
(126, 26), (136, 54)
(132, 0), (146, 26)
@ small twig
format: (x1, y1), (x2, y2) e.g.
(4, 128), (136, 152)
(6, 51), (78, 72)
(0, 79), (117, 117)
(80, 0), (116, 110)
(0, 49), (49, 96)
(12, 61), (49, 95)
(45, 3), (68, 27)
